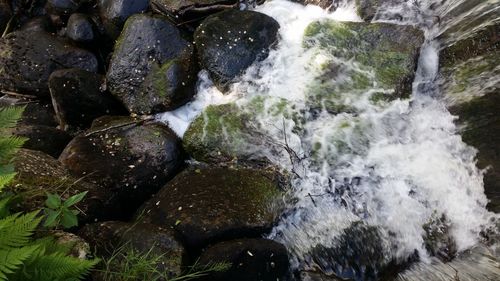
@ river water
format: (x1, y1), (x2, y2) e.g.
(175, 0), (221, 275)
(158, 0), (500, 280)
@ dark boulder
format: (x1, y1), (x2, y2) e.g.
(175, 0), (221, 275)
(194, 9), (279, 90)
(0, 30), (98, 97)
(107, 14), (197, 114)
(97, 0), (149, 40)
(151, 0), (238, 21)
(45, 0), (85, 16)
(49, 69), (126, 131)
(0, 96), (58, 127)
(137, 167), (283, 248)
(5, 149), (107, 224)
(198, 238), (289, 281)
(0, 0), (11, 33)
(59, 116), (184, 218)
(14, 125), (72, 158)
(79, 221), (185, 279)
(66, 13), (95, 43)
(19, 16), (56, 33)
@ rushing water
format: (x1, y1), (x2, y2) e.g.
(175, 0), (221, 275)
(158, 0), (500, 279)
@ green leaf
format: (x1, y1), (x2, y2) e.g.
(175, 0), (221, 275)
(60, 210), (78, 229)
(63, 191), (87, 207)
(0, 106), (25, 130)
(0, 245), (39, 280)
(43, 210), (60, 228)
(45, 194), (61, 209)
(0, 211), (41, 250)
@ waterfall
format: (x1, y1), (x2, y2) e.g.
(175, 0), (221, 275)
(158, 0), (499, 279)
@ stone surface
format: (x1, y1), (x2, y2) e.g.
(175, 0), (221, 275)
(49, 69), (126, 131)
(0, 30), (98, 97)
(137, 167), (283, 248)
(151, 0), (238, 20)
(0, 96), (58, 127)
(66, 13), (95, 43)
(194, 9), (279, 90)
(6, 149), (107, 223)
(107, 14), (197, 114)
(59, 116), (184, 218)
(14, 125), (72, 158)
(98, 0), (150, 39)
(198, 238), (289, 281)
(79, 221), (185, 279)
(303, 20), (424, 113)
(46, 0), (84, 16)
(292, 0), (337, 10)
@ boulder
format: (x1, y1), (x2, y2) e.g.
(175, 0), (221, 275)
(194, 9), (279, 90)
(151, 0), (238, 20)
(59, 116), (184, 218)
(0, 30), (98, 97)
(6, 149), (107, 223)
(198, 238), (289, 281)
(49, 69), (126, 131)
(291, 0), (337, 10)
(79, 221), (185, 279)
(14, 125), (72, 158)
(438, 23), (500, 212)
(0, 96), (58, 127)
(66, 13), (95, 43)
(97, 0), (150, 39)
(137, 167), (283, 248)
(0, 0), (11, 33)
(303, 20), (423, 113)
(107, 14), (197, 114)
(45, 0), (85, 16)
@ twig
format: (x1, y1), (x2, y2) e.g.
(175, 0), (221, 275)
(1, 90), (37, 99)
(84, 116), (154, 137)
(1, 16), (14, 38)
(307, 193), (317, 207)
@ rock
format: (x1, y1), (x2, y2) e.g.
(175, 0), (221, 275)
(299, 271), (344, 281)
(59, 116), (184, 218)
(291, 0), (337, 10)
(14, 125), (72, 157)
(0, 30), (98, 97)
(19, 16), (55, 33)
(137, 167), (283, 248)
(194, 9), (279, 90)
(66, 13), (95, 43)
(198, 238), (289, 281)
(438, 23), (500, 212)
(355, 0), (379, 21)
(107, 14), (197, 114)
(6, 149), (107, 223)
(51, 231), (92, 259)
(98, 0), (150, 39)
(0, 96), (58, 127)
(0, 0), (11, 33)
(49, 69), (126, 131)
(355, 0), (412, 22)
(151, 0), (238, 20)
(303, 20), (423, 113)
(79, 221), (185, 279)
(46, 0), (85, 16)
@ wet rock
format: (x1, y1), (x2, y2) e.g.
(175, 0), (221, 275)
(49, 69), (126, 131)
(151, 0), (238, 21)
(194, 9), (279, 90)
(107, 14), (197, 114)
(0, 30), (98, 97)
(310, 223), (392, 281)
(0, 0), (11, 33)
(0, 96), (58, 127)
(79, 221), (185, 279)
(66, 13), (95, 43)
(19, 16), (55, 33)
(137, 167), (283, 248)
(299, 271), (344, 281)
(46, 0), (84, 16)
(198, 238), (289, 281)
(439, 23), (500, 212)
(59, 116), (184, 218)
(355, 0), (411, 22)
(303, 20), (423, 113)
(5, 149), (107, 223)
(14, 125), (72, 157)
(98, 0), (149, 39)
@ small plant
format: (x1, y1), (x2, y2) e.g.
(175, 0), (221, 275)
(44, 191), (88, 229)
(97, 242), (230, 281)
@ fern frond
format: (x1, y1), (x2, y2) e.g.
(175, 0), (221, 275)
(0, 136), (26, 163)
(0, 211), (41, 250)
(0, 245), (39, 281)
(23, 252), (99, 281)
(0, 107), (25, 130)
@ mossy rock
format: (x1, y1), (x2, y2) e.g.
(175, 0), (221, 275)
(136, 167), (284, 248)
(303, 20), (423, 113)
(6, 149), (108, 223)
